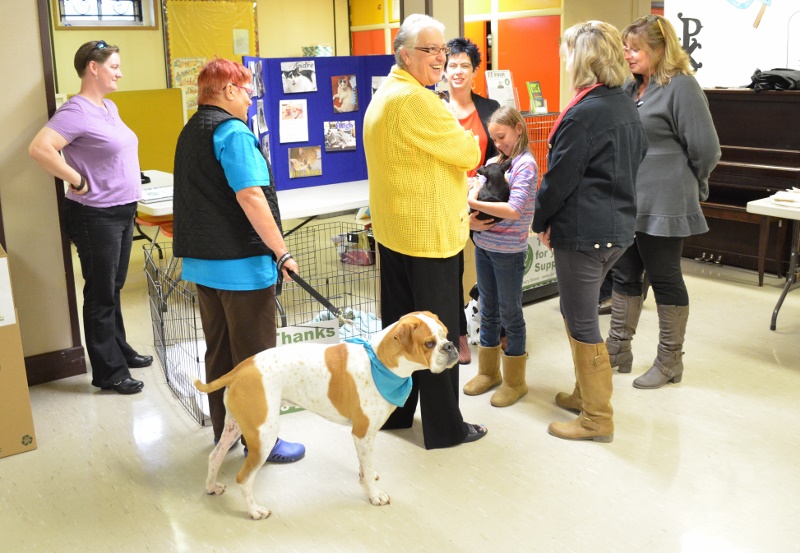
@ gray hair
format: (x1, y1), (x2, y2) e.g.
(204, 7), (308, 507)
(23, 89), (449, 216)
(393, 14), (446, 69)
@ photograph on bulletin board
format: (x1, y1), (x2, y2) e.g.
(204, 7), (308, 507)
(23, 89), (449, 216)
(324, 121), (356, 152)
(331, 74), (358, 113)
(288, 146), (322, 178)
(279, 99), (309, 143)
(248, 60), (264, 97)
(281, 61), (317, 93)
(260, 134), (270, 163)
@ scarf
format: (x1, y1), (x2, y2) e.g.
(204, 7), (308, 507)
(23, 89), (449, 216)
(345, 337), (413, 407)
(547, 83), (604, 146)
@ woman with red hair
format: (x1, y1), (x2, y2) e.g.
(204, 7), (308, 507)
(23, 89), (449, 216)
(173, 58), (304, 463)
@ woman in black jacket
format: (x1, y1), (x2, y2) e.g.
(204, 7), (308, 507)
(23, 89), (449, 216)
(532, 21), (648, 443)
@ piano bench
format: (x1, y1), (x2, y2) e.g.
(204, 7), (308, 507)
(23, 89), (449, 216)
(701, 202), (788, 286)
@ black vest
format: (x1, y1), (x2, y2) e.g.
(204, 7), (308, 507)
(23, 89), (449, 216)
(173, 105), (282, 260)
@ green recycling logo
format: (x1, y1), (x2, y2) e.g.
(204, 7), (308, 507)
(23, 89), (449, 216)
(21, 435), (33, 446)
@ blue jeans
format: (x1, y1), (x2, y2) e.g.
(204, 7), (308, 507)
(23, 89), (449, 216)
(61, 199), (138, 387)
(475, 246), (527, 357)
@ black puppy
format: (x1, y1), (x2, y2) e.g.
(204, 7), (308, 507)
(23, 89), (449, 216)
(473, 159), (512, 222)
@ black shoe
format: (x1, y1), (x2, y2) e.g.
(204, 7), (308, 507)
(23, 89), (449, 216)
(462, 423), (488, 443)
(127, 355), (153, 368)
(101, 378), (144, 394)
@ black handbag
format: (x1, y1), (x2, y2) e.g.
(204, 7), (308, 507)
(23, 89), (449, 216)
(746, 68), (800, 92)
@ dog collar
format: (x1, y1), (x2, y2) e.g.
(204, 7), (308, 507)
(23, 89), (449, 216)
(346, 337), (412, 407)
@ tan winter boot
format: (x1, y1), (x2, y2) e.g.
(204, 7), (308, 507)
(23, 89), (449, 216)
(463, 344), (502, 395)
(606, 291), (643, 373)
(555, 319), (581, 413)
(633, 304), (689, 389)
(555, 333), (583, 413)
(491, 352), (528, 407)
(548, 339), (614, 443)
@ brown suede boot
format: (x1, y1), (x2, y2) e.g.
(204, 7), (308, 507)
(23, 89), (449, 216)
(491, 353), (528, 407)
(606, 291), (643, 373)
(555, 332), (582, 413)
(463, 344), (502, 395)
(633, 304), (689, 389)
(548, 339), (614, 443)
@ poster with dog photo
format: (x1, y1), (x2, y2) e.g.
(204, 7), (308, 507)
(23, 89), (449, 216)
(278, 99), (308, 143)
(323, 120), (356, 152)
(288, 146), (322, 178)
(331, 74), (358, 113)
(280, 61), (317, 93)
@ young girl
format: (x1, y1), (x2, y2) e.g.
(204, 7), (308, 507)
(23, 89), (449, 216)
(464, 106), (538, 407)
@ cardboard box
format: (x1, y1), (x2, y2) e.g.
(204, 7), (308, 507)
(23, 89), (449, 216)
(0, 245), (37, 459)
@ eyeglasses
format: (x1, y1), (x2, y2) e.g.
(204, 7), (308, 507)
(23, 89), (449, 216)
(230, 83), (253, 96)
(415, 46), (451, 56)
(94, 40), (108, 51)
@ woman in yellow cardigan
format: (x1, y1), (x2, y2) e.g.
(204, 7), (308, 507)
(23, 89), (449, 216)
(363, 14), (487, 449)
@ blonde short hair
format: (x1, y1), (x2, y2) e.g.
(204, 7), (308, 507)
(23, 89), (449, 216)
(561, 21), (627, 90)
(623, 14), (693, 86)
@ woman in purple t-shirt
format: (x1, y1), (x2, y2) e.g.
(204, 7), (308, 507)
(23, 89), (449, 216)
(29, 41), (147, 395)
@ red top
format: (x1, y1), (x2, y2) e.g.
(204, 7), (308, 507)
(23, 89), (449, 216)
(459, 109), (488, 177)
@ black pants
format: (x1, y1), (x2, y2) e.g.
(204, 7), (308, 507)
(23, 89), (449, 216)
(612, 232), (688, 306)
(554, 248), (624, 343)
(61, 199), (138, 388)
(378, 243), (468, 449)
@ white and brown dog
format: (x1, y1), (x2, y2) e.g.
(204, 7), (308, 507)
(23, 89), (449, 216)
(194, 311), (457, 520)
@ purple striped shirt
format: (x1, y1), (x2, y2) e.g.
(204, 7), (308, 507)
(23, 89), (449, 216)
(473, 151), (538, 253)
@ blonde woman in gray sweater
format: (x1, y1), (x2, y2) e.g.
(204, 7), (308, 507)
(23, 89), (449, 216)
(606, 14), (720, 389)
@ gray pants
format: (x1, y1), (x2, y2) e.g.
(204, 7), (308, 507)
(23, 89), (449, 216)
(554, 248), (625, 343)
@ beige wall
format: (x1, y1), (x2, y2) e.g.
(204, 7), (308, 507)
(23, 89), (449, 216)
(559, 0), (652, 108)
(52, 10), (167, 94)
(257, 0), (350, 57)
(431, 0), (464, 39)
(51, 0), (350, 94)
(1, 3), (72, 357)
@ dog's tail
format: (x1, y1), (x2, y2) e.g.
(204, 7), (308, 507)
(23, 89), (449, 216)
(194, 357), (253, 393)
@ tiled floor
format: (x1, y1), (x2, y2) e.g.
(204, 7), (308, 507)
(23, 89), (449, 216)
(2, 230), (799, 552)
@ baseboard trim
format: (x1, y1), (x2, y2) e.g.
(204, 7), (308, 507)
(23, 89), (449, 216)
(25, 346), (86, 386)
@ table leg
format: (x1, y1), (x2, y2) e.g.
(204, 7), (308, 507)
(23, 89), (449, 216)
(770, 220), (800, 331)
(757, 215), (769, 286)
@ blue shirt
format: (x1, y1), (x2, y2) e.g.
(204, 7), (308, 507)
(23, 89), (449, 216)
(181, 119), (278, 290)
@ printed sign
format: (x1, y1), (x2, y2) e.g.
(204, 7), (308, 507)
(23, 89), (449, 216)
(522, 233), (556, 291)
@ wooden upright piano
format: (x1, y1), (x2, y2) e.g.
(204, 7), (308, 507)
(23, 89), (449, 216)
(683, 89), (800, 280)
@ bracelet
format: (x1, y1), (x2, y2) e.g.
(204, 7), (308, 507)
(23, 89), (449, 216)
(276, 252), (292, 273)
(70, 175), (87, 192)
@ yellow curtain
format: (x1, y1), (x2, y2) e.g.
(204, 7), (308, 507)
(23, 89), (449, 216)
(164, 0), (257, 109)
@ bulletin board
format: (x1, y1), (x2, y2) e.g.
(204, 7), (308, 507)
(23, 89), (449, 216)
(107, 88), (187, 173)
(164, 0), (258, 111)
(242, 54), (394, 191)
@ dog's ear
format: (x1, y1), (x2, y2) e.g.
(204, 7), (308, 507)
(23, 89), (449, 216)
(499, 159), (513, 172)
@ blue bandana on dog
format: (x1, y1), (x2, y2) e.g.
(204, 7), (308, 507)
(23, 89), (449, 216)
(345, 337), (412, 407)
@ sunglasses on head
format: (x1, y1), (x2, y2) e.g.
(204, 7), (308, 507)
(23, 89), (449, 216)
(94, 40), (108, 51)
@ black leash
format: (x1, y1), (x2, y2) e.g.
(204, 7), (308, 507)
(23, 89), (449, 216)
(278, 269), (345, 323)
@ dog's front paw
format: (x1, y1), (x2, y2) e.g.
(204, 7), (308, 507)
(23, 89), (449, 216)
(369, 490), (391, 506)
(206, 482), (226, 495)
(248, 506), (272, 520)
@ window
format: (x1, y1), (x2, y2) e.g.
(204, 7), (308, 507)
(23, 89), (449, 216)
(55, 0), (156, 28)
